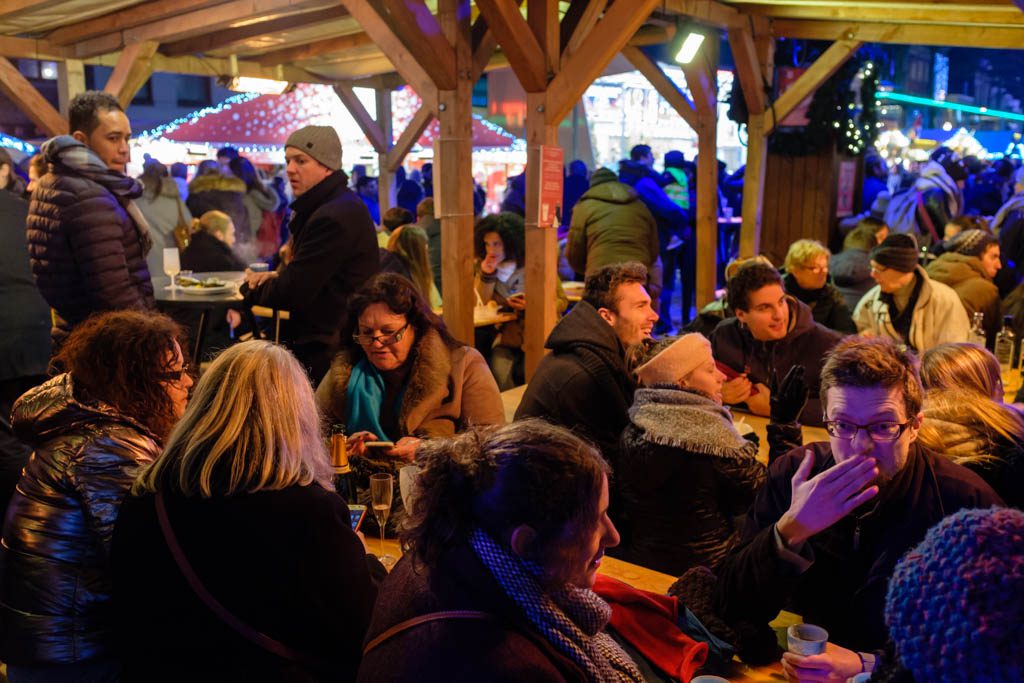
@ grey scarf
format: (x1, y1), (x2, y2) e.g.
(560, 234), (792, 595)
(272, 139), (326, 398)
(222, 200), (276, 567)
(628, 386), (758, 460)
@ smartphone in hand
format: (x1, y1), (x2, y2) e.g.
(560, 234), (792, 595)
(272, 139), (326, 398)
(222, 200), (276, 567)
(348, 504), (367, 532)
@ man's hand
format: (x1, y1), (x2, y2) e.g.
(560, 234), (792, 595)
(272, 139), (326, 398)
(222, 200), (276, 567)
(506, 293), (526, 311)
(721, 375), (753, 404)
(244, 268), (278, 289)
(776, 450), (879, 547)
(388, 436), (422, 462)
(781, 643), (864, 682)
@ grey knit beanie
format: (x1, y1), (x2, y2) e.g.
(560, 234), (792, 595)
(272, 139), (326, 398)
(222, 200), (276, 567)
(285, 125), (342, 171)
(950, 229), (997, 257)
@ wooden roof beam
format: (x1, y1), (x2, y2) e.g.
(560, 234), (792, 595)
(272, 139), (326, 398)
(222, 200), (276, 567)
(0, 0), (64, 23)
(385, 104), (432, 172)
(774, 20), (1024, 50)
(737, 4), (1024, 28)
(728, 21), (767, 115)
(162, 6), (352, 57)
(339, 0), (438, 109)
(474, 0), (547, 91)
(547, 0), (662, 123)
(47, 0), (227, 46)
(765, 38), (860, 134)
(103, 40), (159, 109)
(681, 48), (718, 118)
(255, 31), (374, 65)
(376, 0), (457, 90)
(621, 45), (698, 129)
(0, 35), (68, 61)
(0, 56), (66, 136)
(560, 0), (607, 68)
(333, 84), (388, 153)
(663, 0), (742, 29)
(70, 0), (331, 59)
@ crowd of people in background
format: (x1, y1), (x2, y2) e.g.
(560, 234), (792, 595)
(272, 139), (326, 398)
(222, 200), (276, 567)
(1, 90), (1023, 682)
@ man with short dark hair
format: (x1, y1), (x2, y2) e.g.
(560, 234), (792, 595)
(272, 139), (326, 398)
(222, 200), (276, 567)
(242, 125), (378, 381)
(26, 90), (155, 346)
(711, 261), (842, 426)
(714, 336), (1001, 679)
(516, 262), (658, 459)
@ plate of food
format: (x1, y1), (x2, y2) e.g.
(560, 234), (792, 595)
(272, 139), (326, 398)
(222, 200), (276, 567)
(177, 275), (236, 295)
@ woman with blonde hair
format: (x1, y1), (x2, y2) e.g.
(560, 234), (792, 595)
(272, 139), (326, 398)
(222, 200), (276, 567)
(782, 238), (856, 333)
(918, 342), (1024, 507)
(111, 341), (377, 680)
(180, 209), (246, 272)
(387, 224), (441, 309)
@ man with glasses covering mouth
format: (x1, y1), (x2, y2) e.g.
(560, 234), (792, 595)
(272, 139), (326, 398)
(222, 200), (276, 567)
(714, 337), (1001, 682)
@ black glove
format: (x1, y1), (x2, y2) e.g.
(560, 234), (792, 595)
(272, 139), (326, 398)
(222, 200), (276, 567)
(770, 365), (809, 425)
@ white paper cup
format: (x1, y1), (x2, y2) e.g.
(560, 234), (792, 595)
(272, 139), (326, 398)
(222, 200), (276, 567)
(787, 624), (828, 656)
(248, 262), (269, 273)
(690, 676), (730, 683)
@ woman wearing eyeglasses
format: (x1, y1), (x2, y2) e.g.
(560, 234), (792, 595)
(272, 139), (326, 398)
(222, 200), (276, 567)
(316, 272), (504, 481)
(782, 239), (856, 334)
(0, 311), (191, 680)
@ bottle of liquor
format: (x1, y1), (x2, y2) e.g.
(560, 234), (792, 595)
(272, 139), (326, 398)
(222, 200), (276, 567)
(330, 424), (356, 504)
(968, 311), (986, 347)
(994, 316), (1019, 395)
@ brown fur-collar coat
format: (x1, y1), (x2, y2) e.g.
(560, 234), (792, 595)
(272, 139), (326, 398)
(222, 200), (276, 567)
(315, 326), (505, 437)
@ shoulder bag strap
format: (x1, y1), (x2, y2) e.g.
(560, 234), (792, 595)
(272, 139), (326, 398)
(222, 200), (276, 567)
(154, 491), (314, 666)
(363, 610), (496, 656)
(915, 191), (941, 244)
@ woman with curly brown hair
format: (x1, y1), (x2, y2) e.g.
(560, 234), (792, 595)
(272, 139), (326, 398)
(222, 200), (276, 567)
(0, 310), (191, 680)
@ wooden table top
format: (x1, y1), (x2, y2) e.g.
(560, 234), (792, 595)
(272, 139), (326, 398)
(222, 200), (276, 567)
(733, 411), (830, 465)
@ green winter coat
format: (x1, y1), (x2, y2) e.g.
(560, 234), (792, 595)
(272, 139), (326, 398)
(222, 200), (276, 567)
(565, 169), (660, 277)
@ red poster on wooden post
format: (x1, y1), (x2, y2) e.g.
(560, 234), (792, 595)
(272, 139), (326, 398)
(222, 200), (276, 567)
(539, 145), (564, 228)
(836, 160), (857, 217)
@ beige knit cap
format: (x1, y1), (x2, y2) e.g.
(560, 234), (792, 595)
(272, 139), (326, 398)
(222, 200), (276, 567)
(635, 333), (713, 386)
(285, 125), (342, 171)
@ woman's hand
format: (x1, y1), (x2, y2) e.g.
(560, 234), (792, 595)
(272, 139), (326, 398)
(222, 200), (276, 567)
(388, 436), (422, 462)
(781, 642), (864, 681)
(721, 375), (753, 405)
(480, 254), (500, 274)
(506, 293), (527, 311)
(746, 383), (772, 416)
(346, 431), (379, 458)
(226, 309), (242, 329)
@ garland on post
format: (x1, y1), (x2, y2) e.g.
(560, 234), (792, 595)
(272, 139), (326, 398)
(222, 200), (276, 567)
(729, 52), (881, 157)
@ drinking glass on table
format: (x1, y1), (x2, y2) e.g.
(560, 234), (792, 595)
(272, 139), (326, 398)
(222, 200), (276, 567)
(369, 473), (395, 568)
(163, 248), (180, 291)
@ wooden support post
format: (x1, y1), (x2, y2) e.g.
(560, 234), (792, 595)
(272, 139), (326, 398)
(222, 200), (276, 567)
(729, 21), (769, 258)
(375, 88), (394, 211)
(0, 57), (67, 137)
(683, 48), (719, 308)
(57, 59), (85, 118)
(104, 41), (159, 109)
(436, 0), (475, 346)
(523, 97), (559, 377)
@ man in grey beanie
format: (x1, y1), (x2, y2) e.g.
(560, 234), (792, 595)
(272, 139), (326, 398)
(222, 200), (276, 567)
(242, 124), (379, 380)
(852, 233), (970, 353)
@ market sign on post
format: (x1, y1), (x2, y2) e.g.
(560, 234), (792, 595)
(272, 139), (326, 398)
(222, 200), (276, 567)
(539, 145), (564, 228)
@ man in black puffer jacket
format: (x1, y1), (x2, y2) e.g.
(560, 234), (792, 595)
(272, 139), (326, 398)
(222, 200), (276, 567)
(25, 92), (155, 347)
(242, 125), (378, 382)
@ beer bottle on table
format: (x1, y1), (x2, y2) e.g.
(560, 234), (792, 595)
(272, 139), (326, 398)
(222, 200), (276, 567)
(995, 316), (1019, 395)
(330, 424), (356, 504)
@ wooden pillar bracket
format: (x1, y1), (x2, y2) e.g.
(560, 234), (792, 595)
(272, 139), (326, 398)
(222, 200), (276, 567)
(765, 39), (862, 134)
(334, 84), (388, 153)
(0, 57), (67, 136)
(622, 45), (697, 130)
(474, 0), (547, 92)
(104, 40), (159, 110)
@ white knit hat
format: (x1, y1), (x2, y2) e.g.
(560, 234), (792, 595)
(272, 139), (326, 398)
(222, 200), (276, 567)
(635, 333), (713, 386)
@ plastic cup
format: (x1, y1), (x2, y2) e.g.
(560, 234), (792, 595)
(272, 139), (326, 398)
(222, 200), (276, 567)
(787, 624), (828, 656)
(690, 677), (730, 683)
(248, 262), (269, 273)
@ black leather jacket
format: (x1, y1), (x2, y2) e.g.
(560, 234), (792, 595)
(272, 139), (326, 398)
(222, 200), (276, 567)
(0, 374), (161, 665)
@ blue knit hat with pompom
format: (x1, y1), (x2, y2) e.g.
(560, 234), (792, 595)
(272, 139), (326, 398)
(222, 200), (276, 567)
(885, 507), (1024, 683)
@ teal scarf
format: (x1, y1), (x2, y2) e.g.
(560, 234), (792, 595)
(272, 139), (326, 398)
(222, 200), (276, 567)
(345, 358), (398, 441)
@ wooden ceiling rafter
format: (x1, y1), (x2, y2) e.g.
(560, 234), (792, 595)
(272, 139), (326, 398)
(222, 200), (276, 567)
(162, 5), (352, 57)
(547, 0), (662, 123)
(46, 0), (229, 46)
(773, 18), (1024, 49)
(374, 0), (457, 90)
(621, 45), (698, 129)
(474, 0), (546, 91)
(255, 30), (374, 65)
(103, 39), (159, 108)
(0, 55), (66, 135)
(333, 83), (388, 152)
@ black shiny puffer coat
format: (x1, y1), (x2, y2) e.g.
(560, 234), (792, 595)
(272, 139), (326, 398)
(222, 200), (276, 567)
(26, 147), (155, 343)
(0, 374), (161, 665)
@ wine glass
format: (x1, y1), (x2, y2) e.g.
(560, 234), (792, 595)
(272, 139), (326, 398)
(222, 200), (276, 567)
(369, 473), (395, 568)
(163, 248), (181, 291)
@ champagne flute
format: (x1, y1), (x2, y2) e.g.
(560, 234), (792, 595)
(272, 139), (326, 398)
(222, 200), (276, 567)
(163, 248), (181, 292)
(369, 473), (395, 568)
